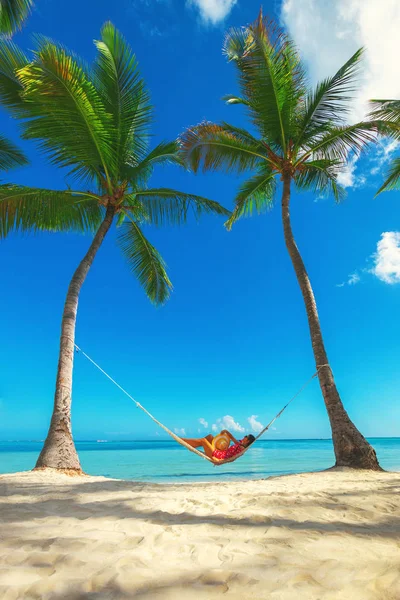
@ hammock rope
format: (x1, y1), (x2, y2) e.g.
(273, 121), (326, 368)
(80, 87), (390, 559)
(74, 343), (331, 466)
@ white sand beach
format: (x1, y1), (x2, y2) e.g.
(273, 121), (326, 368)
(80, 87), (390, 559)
(1, 469), (400, 599)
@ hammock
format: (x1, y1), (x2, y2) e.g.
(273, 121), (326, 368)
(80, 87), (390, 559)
(75, 344), (329, 466)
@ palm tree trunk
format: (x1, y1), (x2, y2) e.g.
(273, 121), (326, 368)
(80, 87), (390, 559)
(281, 175), (380, 469)
(35, 205), (115, 472)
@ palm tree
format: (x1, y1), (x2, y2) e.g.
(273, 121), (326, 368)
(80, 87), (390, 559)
(0, 0), (33, 36)
(368, 100), (400, 194)
(180, 13), (381, 469)
(0, 23), (229, 472)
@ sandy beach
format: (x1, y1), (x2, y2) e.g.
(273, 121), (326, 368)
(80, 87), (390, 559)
(1, 469), (400, 599)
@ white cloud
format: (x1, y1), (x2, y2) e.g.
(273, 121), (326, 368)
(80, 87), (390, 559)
(174, 427), (186, 436)
(369, 139), (400, 176)
(371, 232), (400, 284)
(281, 0), (400, 122)
(348, 272), (361, 285)
(187, 0), (236, 25)
(211, 415), (245, 433)
(337, 232), (400, 286)
(198, 417), (208, 428)
(336, 270), (361, 287)
(337, 155), (366, 189)
(247, 415), (264, 433)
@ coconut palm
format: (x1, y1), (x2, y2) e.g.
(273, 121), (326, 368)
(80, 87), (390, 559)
(181, 13), (381, 469)
(368, 100), (400, 194)
(0, 23), (229, 472)
(0, 0), (33, 36)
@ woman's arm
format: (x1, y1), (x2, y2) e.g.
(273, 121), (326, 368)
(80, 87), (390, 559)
(221, 429), (240, 445)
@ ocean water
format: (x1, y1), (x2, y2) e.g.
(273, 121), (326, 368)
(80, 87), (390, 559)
(0, 438), (399, 483)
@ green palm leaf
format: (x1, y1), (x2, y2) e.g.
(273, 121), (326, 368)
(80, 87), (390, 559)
(117, 218), (172, 305)
(375, 157), (400, 195)
(17, 39), (114, 187)
(126, 188), (230, 226)
(368, 100), (400, 195)
(180, 123), (267, 174)
(0, 39), (28, 112)
(300, 122), (378, 163)
(93, 21), (151, 175)
(0, 0), (32, 36)
(0, 185), (103, 237)
(369, 99), (400, 124)
(224, 13), (306, 153)
(294, 159), (345, 202)
(0, 134), (28, 170)
(124, 140), (182, 187)
(225, 168), (276, 230)
(295, 48), (364, 149)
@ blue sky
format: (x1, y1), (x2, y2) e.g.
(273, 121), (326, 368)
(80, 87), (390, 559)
(1, 0), (400, 442)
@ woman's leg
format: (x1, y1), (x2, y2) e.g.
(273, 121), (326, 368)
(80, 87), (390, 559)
(182, 434), (215, 458)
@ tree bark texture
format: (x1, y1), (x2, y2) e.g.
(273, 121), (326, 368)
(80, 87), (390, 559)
(35, 205), (115, 471)
(281, 175), (380, 470)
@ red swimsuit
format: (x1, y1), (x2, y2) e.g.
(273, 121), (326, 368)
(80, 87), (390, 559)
(212, 439), (244, 461)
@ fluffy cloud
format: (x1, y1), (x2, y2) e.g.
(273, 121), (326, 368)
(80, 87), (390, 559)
(371, 232), (400, 284)
(198, 417), (208, 428)
(174, 427), (186, 436)
(247, 415), (264, 433)
(337, 232), (400, 286)
(337, 155), (366, 189)
(187, 0), (237, 25)
(211, 415), (244, 433)
(281, 0), (400, 121)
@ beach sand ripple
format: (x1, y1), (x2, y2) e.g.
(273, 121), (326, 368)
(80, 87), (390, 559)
(1, 469), (400, 599)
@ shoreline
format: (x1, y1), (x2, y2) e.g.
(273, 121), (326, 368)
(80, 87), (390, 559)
(2, 468), (400, 599)
(3, 464), (399, 486)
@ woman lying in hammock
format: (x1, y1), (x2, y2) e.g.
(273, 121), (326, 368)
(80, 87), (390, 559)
(182, 430), (255, 461)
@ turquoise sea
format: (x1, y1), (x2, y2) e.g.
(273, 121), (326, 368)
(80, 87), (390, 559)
(1, 438), (399, 482)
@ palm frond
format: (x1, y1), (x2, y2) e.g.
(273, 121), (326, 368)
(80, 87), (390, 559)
(0, 185), (103, 237)
(295, 48), (364, 149)
(375, 157), (400, 195)
(0, 39), (28, 113)
(93, 21), (152, 174)
(0, 134), (28, 170)
(117, 218), (172, 305)
(0, 0), (32, 36)
(299, 122), (378, 163)
(180, 122), (267, 174)
(294, 159), (345, 202)
(17, 39), (114, 188)
(225, 168), (276, 230)
(223, 13), (306, 153)
(123, 140), (182, 187)
(125, 188), (230, 226)
(368, 99), (400, 123)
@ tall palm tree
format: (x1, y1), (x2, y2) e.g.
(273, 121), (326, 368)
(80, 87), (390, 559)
(181, 13), (381, 469)
(0, 23), (229, 472)
(0, 0), (33, 36)
(368, 100), (400, 194)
